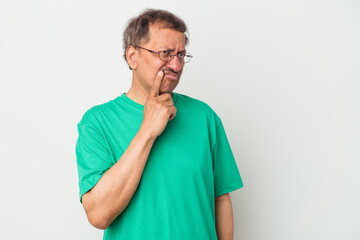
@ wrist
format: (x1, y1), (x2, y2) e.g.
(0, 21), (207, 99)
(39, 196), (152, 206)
(138, 125), (157, 143)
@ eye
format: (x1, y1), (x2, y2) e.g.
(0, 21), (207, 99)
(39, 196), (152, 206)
(160, 51), (171, 57)
(178, 53), (186, 58)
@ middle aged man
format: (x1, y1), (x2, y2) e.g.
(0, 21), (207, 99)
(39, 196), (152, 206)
(76, 9), (243, 240)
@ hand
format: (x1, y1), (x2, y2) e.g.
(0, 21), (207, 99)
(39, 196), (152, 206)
(141, 71), (177, 138)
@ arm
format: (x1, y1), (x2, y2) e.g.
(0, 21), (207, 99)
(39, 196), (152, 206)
(82, 127), (156, 229)
(81, 71), (177, 229)
(215, 193), (234, 240)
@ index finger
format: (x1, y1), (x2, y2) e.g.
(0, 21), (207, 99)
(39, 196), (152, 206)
(149, 71), (164, 97)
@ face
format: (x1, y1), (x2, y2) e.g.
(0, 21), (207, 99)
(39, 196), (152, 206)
(133, 23), (186, 95)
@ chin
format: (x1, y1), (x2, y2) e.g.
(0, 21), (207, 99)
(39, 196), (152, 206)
(159, 89), (174, 95)
(160, 83), (178, 95)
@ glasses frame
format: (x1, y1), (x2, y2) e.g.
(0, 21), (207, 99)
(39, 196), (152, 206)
(134, 45), (193, 63)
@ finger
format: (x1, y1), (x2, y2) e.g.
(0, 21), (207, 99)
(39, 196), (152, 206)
(149, 71), (164, 97)
(169, 113), (176, 121)
(158, 95), (174, 107)
(157, 93), (172, 102)
(168, 107), (177, 121)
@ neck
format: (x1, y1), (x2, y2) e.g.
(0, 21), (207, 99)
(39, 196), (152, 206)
(125, 73), (150, 105)
(126, 73), (173, 105)
(126, 87), (173, 105)
(125, 88), (148, 105)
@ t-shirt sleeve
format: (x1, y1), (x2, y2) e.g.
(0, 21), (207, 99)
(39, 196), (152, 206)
(75, 112), (114, 203)
(213, 122), (243, 197)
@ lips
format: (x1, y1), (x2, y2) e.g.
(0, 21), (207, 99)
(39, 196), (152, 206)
(165, 74), (178, 80)
(162, 70), (178, 81)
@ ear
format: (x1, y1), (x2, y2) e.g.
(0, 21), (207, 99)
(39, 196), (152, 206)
(126, 46), (137, 70)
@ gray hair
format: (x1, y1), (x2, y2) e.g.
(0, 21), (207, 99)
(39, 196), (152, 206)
(123, 9), (189, 69)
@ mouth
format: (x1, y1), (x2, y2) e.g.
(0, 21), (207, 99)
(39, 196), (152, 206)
(162, 70), (179, 81)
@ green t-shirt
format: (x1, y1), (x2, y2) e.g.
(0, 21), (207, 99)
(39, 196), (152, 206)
(76, 92), (243, 240)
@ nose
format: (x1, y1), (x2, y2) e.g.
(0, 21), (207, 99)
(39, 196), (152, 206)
(166, 55), (183, 73)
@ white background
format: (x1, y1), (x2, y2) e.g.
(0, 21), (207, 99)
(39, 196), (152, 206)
(1, 0), (359, 239)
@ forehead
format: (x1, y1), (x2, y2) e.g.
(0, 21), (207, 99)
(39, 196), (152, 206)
(145, 23), (186, 50)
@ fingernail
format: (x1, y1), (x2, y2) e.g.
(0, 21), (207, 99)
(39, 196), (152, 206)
(158, 71), (164, 77)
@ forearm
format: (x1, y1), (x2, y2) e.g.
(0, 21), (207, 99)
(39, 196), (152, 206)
(215, 193), (234, 240)
(82, 125), (156, 229)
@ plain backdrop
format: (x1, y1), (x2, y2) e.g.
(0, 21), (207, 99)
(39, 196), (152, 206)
(0, 0), (359, 239)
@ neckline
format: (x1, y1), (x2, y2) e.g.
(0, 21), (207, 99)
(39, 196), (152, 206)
(119, 92), (179, 110)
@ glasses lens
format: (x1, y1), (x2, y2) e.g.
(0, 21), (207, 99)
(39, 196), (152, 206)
(159, 51), (193, 63)
(184, 54), (193, 63)
(159, 51), (172, 62)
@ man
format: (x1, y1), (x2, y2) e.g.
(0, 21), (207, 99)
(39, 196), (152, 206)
(76, 9), (243, 240)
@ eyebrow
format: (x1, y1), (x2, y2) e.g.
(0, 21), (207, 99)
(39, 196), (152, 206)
(160, 48), (186, 53)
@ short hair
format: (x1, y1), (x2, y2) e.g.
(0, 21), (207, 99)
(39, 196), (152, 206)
(123, 9), (189, 68)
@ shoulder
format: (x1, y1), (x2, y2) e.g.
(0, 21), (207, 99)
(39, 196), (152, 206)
(175, 92), (222, 127)
(78, 97), (119, 126)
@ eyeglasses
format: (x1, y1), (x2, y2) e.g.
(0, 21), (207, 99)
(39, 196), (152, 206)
(134, 46), (193, 63)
